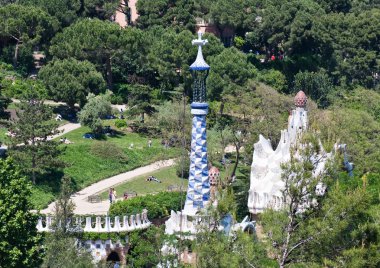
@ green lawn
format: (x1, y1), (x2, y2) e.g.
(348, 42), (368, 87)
(31, 125), (181, 209)
(99, 166), (188, 200)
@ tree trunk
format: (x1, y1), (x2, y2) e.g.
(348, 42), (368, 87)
(106, 57), (113, 90)
(140, 112), (144, 123)
(230, 142), (240, 180)
(13, 42), (20, 68)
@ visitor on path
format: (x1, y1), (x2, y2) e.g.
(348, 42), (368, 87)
(109, 188), (113, 204)
(112, 188), (117, 203)
(148, 139), (152, 148)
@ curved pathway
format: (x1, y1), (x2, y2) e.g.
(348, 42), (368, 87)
(48, 122), (81, 140)
(41, 159), (176, 215)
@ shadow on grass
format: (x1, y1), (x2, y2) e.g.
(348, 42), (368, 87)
(88, 128), (126, 141)
(52, 105), (78, 123)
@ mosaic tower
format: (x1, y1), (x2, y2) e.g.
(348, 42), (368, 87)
(183, 32), (211, 215)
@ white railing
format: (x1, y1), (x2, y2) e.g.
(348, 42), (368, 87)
(37, 210), (151, 233)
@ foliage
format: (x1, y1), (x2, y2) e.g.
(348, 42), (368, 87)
(207, 47), (256, 100)
(78, 93), (112, 135)
(175, 153), (190, 178)
(332, 88), (380, 122)
(127, 84), (157, 123)
(311, 107), (380, 175)
(259, 140), (377, 267)
(194, 230), (272, 268)
(128, 226), (178, 267)
(8, 98), (64, 184)
(38, 58), (106, 108)
(42, 176), (94, 267)
(114, 118), (127, 128)
(136, 0), (196, 31)
(294, 70), (334, 107)
(257, 69), (287, 92)
(145, 27), (224, 94)
(0, 4), (59, 70)
(152, 100), (191, 147)
(311, 9), (380, 88)
(90, 141), (128, 163)
(109, 191), (186, 219)
(49, 19), (147, 89)
(41, 236), (93, 268)
(0, 158), (43, 268)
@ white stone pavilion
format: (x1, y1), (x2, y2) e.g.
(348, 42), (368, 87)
(248, 91), (333, 214)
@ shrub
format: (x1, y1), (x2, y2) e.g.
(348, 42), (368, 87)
(257, 69), (287, 92)
(90, 141), (128, 164)
(109, 191), (186, 219)
(114, 119), (127, 128)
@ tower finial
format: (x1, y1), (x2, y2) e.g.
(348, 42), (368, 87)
(294, 90), (307, 108)
(190, 31), (210, 71)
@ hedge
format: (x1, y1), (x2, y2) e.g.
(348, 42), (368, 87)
(109, 191), (186, 220)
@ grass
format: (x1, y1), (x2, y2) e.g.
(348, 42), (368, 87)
(31, 124), (181, 209)
(99, 166), (188, 200)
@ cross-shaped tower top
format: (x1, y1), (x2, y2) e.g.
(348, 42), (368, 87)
(192, 31), (208, 47)
(190, 31), (210, 71)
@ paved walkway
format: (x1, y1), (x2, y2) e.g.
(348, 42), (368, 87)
(41, 159), (176, 215)
(48, 123), (81, 140)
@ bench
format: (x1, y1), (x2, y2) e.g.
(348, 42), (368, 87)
(87, 195), (101, 203)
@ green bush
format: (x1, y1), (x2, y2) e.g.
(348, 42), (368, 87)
(257, 69), (287, 92)
(114, 119), (127, 128)
(109, 191), (186, 219)
(90, 141), (128, 164)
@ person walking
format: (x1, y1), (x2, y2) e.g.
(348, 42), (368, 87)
(112, 188), (117, 203)
(109, 188), (113, 204)
(148, 139), (152, 148)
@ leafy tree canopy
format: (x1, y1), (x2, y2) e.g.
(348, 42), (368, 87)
(0, 4), (59, 69)
(39, 58), (106, 108)
(78, 93), (112, 135)
(49, 19), (147, 89)
(136, 0), (196, 31)
(208, 47), (257, 100)
(0, 158), (43, 267)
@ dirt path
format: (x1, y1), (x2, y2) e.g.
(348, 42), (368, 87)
(41, 159), (176, 215)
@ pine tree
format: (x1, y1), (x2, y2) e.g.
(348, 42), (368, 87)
(0, 158), (43, 267)
(9, 97), (64, 184)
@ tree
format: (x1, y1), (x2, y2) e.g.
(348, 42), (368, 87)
(294, 70), (333, 108)
(0, 4), (59, 69)
(136, 0), (196, 31)
(194, 230), (271, 268)
(39, 58), (106, 108)
(207, 47), (256, 100)
(78, 93), (112, 135)
(17, 0), (119, 27)
(311, 9), (380, 88)
(127, 84), (157, 123)
(49, 19), (146, 89)
(9, 95), (64, 184)
(312, 107), (380, 175)
(260, 140), (372, 267)
(0, 158), (43, 268)
(42, 176), (93, 268)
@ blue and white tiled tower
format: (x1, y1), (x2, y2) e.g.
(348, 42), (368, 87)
(183, 32), (211, 216)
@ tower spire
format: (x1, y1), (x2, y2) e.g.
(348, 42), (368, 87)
(183, 32), (211, 215)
